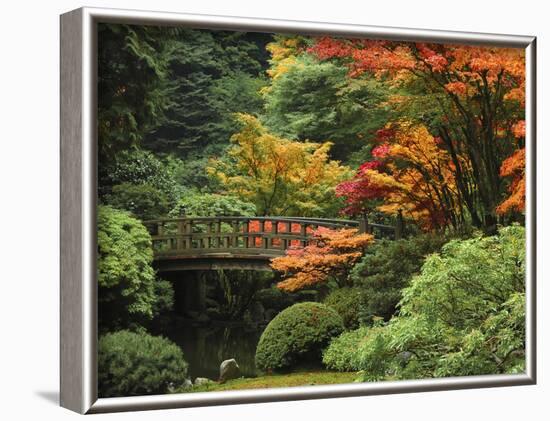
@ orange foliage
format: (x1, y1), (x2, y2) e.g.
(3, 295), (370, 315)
(497, 119), (526, 215)
(497, 148), (526, 215)
(337, 121), (464, 230)
(271, 227), (374, 292)
(512, 120), (526, 138)
(310, 39), (525, 96)
(312, 38), (526, 229)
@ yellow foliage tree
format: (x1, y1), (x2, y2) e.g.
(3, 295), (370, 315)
(271, 227), (374, 292)
(497, 120), (526, 215)
(265, 35), (308, 80)
(208, 113), (352, 216)
(379, 121), (464, 230)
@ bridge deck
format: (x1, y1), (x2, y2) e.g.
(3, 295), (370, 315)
(144, 216), (398, 271)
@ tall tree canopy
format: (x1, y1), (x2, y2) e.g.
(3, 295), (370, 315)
(310, 39), (525, 230)
(208, 113), (352, 216)
(143, 30), (271, 158)
(263, 54), (388, 161)
(98, 24), (175, 161)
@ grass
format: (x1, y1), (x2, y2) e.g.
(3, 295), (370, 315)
(186, 370), (359, 393)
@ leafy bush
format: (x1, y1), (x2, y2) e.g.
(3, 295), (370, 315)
(104, 182), (171, 220)
(328, 225), (526, 380)
(169, 192), (256, 217)
(255, 302), (344, 371)
(98, 330), (188, 397)
(255, 286), (296, 313)
(323, 327), (368, 371)
(99, 149), (180, 205)
(152, 279), (175, 317)
(350, 233), (448, 324)
(323, 287), (364, 329)
(97, 206), (156, 331)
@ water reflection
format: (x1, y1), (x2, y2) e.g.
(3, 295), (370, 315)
(164, 321), (265, 380)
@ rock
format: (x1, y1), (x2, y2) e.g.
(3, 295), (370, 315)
(194, 377), (214, 386)
(397, 351), (413, 367)
(219, 358), (241, 383)
(181, 378), (193, 390)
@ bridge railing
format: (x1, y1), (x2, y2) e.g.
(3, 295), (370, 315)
(143, 216), (400, 259)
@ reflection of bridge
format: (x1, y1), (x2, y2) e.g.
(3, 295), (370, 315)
(144, 216), (400, 272)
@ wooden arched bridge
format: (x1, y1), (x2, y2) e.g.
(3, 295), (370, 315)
(144, 216), (402, 272)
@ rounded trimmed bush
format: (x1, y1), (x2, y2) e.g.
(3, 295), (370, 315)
(255, 302), (344, 372)
(98, 330), (188, 397)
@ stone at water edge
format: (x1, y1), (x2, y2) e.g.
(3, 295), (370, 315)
(219, 358), (241, 383)
(194, 377), (214, 386)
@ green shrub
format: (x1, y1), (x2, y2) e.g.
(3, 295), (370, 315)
(152, 279), (175, 317)
(350, 233), (448, 324)
(99, 149), (180, 205)
(255, 302), (344, 371)
(335, 225), (526, 381)
(104, 182), (171, 220)
(255, 286), (295, 313)
(323, 327), (368, 371)
(323, 287), (364, 329)
(98, 330), (188, 397)
(169, 192), (256, 218)
(97, 206), (156, 331)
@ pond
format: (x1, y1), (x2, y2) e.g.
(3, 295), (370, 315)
(163, 320), (266, 380)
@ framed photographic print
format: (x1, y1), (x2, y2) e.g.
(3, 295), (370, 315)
(60, 7), (536, 414)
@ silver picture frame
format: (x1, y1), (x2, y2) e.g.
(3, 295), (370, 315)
(60, 6), (537, 414)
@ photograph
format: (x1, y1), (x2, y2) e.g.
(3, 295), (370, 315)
(95, 22), (527, 398)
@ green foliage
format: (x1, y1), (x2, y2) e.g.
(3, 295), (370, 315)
(152, 279), (175, 318)
(325, 225), (526, 380)
(323, 287), (364, 329)
(98, 24), (174, 160)
(97, 206), (156, 330)
(210, 270), (273, 319)
(263, 55), (388, 161)
(98, 330), (188, 397)
(104, 182), (171, 221)
(350, 234), (448, 324)
(169, 192), (256, 217)
(255, 302), (344, 371)
(144, 29), (271, 161)
(435, 292), (526, 376)
(255, 286), (296, 313)
(209, 114), (351, 217)
(323, 327), (369, 371)
(99, 149), (181, 206)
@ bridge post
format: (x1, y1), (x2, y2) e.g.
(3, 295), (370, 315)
(281, 221), (291, 250)
(176, 220), (184, 250)
(358, 213), (372, 234)
(270, 220), (278, 249)
(183, 220), (191, 249)
(215, 219), (222, 248)
(231, 220), (239, 247)
(243, 220), (251, 248)
(395, 209), (404, 240)
(300, 223), (307, 247)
